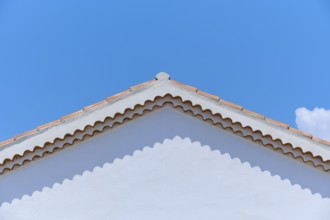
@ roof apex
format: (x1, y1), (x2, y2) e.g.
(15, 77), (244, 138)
(1, 74), (330, 174)
(155, 72), (170, 80)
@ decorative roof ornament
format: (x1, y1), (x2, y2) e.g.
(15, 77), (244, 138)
(155, 72), (170, 80)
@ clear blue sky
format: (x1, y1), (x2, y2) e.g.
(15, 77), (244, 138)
(0, 0), (330, 141)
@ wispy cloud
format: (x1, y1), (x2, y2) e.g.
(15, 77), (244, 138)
(295, 107), (330, 141)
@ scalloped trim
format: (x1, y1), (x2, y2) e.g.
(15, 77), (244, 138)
(1, 94), (330, 174)
(2, 137), (326, 208)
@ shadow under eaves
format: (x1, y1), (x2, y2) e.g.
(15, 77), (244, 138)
(0, 107), (330, 206)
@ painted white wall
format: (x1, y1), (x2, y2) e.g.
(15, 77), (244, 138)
(1, 107), (330, 219)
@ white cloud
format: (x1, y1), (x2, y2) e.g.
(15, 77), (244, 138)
(295, 107), (330, 141)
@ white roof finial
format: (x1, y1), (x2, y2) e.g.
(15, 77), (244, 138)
(155, 72), (170, 80)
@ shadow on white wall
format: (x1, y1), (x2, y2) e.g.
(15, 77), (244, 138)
(1, 107), (330, 208)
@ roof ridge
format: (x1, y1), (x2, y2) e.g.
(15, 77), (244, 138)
(1, 94), (330, 174)
(0, 79), (155, 147)
(1, 73), (329, 149)
(171, 79), (329, 146)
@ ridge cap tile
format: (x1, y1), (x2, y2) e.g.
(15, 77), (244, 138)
(105, 89), (131, 102)
(60, 110), (84, 121)
(312, 136), (330, 146)
(242, 108), (265, 119)
(288, 127), (313, 139)
(83, 100), (107, 111)
(130, 79), (155, 91)
(14, 129), (38, 140)
(265, 117), (289, 129)
(36, 120), (61, 131)
(0, 138), (15, 147)
(220, 99), (243, 110)
(197, 90), (220, 101)
(171, 80), (198, 92)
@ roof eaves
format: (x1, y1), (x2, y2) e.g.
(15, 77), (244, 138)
(170, 78), (328, 148)
(0, 73), (329, 155)
(0, 79), (157, 148)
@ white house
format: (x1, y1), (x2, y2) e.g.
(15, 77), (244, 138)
(1, 72), (330, 219)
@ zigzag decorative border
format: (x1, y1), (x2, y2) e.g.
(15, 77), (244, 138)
(1, 94), (329, 174)
(3, 137), (324, 208)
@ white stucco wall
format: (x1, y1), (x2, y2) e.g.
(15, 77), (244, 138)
(1, 107), (330, 219)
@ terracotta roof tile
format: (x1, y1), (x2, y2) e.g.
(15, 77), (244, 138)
(288, 127), (313, 139)
(130, 80), (155, 91)
(37, 120), (61, 131)
(106, 89), (131, 102)
(197, 90), (220, 101)
(242, 109), (265, 119)
(265, 118), (289, 129)
(171, 80), (198, 92)
(0, 86), (134, 147)
(0, 138), (15, 146)
(220, 99), (243, 110)
(312, 136), (330, 145)
(14, 129), (38, 140)
(83, 100), (107, 111)
(2, 76), (330, 155)
(60, 110), (84, 121)
(172, 81), (330, 145)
